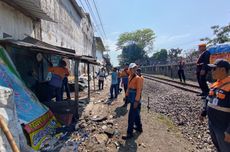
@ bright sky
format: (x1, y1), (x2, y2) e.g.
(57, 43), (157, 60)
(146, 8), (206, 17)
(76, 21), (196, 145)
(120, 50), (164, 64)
(93, 0), (230, 66)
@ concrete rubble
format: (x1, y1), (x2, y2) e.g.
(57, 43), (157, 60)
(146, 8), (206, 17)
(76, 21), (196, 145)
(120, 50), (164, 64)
(38, 94), (123, 152)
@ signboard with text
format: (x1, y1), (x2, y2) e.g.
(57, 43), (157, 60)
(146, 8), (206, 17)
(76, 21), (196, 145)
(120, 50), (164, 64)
(0, 47), (59, 150)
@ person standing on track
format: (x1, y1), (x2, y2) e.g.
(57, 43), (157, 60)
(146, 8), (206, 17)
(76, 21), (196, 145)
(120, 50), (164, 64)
(178, 60), (186, 83)
(196, 43), (210, 98)
(200, 59), (230, 151)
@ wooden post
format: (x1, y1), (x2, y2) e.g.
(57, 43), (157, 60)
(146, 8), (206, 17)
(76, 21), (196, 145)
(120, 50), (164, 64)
(93, 66), (96, 91)
(87, 63), (90, 101)
(0, 115), (20, 152)
(74, 60), (79, 119)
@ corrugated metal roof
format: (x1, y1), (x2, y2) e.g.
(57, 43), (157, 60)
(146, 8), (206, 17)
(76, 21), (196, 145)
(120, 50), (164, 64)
(2, 0), (54, 21)
(23, 36), (75, 54)
(0, 39), (79, 59)
(0, 38), (100, 65)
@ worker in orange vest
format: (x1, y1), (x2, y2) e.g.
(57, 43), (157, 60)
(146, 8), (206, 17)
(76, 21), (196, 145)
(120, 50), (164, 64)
(200, 59), (230, 151)
(122, 63), (142, 140)
(47, 60), (69, 102)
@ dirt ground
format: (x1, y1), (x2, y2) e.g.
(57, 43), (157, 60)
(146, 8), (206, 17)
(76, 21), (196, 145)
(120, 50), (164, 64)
(78, 79), (196, 152)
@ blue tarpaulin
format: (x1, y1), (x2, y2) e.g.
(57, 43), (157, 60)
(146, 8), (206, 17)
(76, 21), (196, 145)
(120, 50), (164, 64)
(0, 47), (48, 124)
(208, 43), (230, 55)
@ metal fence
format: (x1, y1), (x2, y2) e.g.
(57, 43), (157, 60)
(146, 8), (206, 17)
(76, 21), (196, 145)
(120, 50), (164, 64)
(141, 62), (198, 81)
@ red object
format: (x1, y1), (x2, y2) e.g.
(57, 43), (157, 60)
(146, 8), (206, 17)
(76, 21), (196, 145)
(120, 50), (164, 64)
(54, 113), (73, 126)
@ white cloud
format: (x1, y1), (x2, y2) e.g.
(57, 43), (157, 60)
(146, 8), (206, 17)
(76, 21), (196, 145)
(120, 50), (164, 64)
(167, 33), (191, 41)
(154, 33), (193, 50)
(105, 39), (117, 51)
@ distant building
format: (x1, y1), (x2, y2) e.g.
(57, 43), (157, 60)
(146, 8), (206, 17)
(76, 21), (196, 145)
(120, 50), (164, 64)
(94, 37), (106, 71)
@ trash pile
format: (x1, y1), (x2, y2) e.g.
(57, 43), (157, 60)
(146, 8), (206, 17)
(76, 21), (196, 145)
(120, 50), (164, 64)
(76, 113), (121, 151)
(68, 75), (89, 92)
(76, 99), (122, 152)
(39, 126), (89, 152)
(38, 97), (122, 152)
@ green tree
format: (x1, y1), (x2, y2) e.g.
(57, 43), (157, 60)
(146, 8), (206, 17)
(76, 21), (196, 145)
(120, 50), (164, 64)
(168, 48), (182, 63)
(117, 28), (155, 65)
(151, 49), (168, 63)
(201, 24), (230, 45)
(185, 49), (199, 62)
(118, 43), (145, 66)
(117, 28), (155, 52)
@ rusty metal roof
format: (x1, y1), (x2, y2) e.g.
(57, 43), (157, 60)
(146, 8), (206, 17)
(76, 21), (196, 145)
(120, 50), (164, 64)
(2, 0), (54, 21)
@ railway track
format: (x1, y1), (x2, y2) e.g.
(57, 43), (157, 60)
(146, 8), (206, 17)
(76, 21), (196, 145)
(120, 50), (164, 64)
(143, 73), (201, 94)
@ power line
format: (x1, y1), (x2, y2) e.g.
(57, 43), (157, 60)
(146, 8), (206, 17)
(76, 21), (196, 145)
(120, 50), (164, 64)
(82, 0), (106, 41)
(79, 0), (87, 12)
(85, 0), (97, 25)
(78, 0), (108, 47)
(85, 0), (105, 39)
(92, 0), (107, 40)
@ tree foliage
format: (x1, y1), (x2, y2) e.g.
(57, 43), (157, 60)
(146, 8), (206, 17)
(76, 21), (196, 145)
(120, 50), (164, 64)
(168, 48), (182, 63)
(117, 28), (155, 52)
(151, 49), (168, 64)
(118, 43), (145, 66)
(201, 24), (230, 45)
(117, 28), (155, 65)
(185, 49), (199, 62)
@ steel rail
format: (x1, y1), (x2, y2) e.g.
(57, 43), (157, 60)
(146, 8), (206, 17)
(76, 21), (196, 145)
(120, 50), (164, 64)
(143, 73), (199, 88)
(143, 74), (201, 94)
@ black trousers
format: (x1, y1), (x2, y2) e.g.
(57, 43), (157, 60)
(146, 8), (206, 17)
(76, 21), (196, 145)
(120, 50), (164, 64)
(178, 69), (185, 82)
(123, 83), (128, 93)
(98, 80), (104, 90)
(196, 71), (209, 95)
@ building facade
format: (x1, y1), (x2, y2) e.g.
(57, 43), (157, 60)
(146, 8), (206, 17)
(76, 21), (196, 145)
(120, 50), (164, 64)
(0, 0), (94, 56)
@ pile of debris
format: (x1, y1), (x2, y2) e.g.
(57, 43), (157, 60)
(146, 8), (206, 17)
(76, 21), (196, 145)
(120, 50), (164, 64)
(39, 97), (123, 152)
(68, 75), (89, 92)
(76, 114), (121, 151)
(76, 99), (122, 152)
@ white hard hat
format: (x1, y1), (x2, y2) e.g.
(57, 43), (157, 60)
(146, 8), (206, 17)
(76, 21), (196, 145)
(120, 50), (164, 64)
(129, 63), (137, 69)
